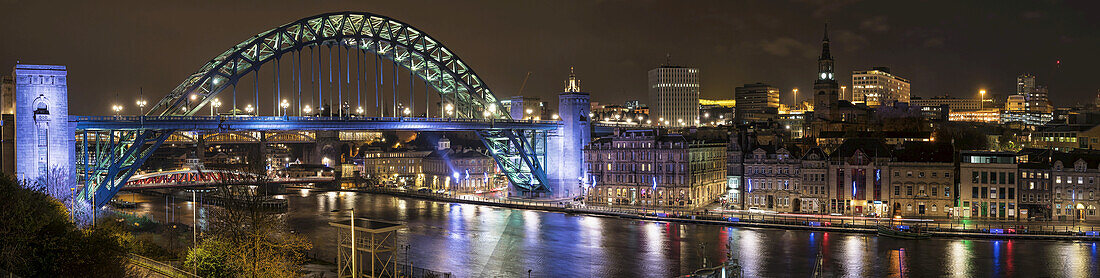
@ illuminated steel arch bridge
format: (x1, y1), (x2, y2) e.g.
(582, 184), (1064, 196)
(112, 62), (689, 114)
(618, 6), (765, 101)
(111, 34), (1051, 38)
(73, 11), (576, 209)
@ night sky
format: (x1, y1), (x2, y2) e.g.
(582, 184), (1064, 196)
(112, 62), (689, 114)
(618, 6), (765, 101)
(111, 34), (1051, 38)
(2, 0), (1098, 115)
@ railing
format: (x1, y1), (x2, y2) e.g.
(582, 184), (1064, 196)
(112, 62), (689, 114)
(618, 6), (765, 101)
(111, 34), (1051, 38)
(72, 115), (561, 125)
(352, 186), (1100, 238)
(128, 253), (199, 278)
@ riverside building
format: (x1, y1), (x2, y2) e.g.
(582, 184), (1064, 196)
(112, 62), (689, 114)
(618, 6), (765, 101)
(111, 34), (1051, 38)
(584, 129), (726, 209)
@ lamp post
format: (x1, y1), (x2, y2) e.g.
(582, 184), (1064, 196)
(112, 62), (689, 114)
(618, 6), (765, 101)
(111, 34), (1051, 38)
(244, 104), (254, 115)
(279, 98), (288, 116)
(112, 105), (123, 117)
(445, 103), (454, 118)
(303, 105), (313, 116)
(210, 98), (221, 116)
(793, 88), (799, 105)
(331, 208), (357, 277)
(136, 99), (147, 115)
(979, 89), (987, 109)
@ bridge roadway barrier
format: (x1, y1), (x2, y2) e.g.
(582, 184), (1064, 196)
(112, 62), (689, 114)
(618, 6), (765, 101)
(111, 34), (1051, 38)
(337, 187), (1100, 241)
(72, 115), (561, 131)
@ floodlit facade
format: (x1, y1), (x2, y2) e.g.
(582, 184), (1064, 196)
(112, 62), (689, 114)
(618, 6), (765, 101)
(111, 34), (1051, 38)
(959, 151), (1018, 219)
(584, 129), (726, 209)
(851, 67), (911, 107)
(648, 65), (700, 127)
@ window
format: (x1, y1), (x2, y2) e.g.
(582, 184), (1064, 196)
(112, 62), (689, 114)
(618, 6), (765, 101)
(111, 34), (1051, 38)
(894, 186), (900, 196)
(972, 187), (979, 198)
(999, 172), (1007, 184)
(906, 186), (913, 196)
(1008, 188), (1015, 199)
(990, 172), (998, 184)
(931, 187), (938, 196)
(972, 171), (979, 183)
(981, 172), (988, 184)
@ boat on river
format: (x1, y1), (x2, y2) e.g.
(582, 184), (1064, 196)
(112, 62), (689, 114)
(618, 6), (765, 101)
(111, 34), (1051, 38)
(877, 223), (931, 239)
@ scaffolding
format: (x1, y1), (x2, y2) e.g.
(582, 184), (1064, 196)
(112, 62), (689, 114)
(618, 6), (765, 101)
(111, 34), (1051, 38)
(330, 218), (405, 278)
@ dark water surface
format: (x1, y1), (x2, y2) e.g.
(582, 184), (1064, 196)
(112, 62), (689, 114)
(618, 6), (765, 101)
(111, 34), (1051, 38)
(128, 190), (1100, 277)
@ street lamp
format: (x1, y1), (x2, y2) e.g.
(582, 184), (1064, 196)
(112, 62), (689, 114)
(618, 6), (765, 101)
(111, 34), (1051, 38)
(793, 88), (799, 104)
(210, 98), (221, 116)
(331, 208), (357, 278)
(280, 99), (290, 117)
(136, 99), (147, 115)
(403, 107), (411, 116)
(356, 106), (364, 115)
(979, 89), (987, 109)
(551, 114), (559, 120)
(244, 104), (254, 115)
(445, 103), (454, 117)
(303, 105), (313, 115)
(112, 105), (123, 116)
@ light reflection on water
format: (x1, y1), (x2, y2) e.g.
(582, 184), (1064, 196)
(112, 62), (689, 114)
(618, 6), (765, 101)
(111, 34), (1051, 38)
(123, 190), (1100, 277)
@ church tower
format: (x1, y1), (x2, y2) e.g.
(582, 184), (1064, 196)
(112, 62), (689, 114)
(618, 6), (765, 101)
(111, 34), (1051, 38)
(813, 24), (840, 120)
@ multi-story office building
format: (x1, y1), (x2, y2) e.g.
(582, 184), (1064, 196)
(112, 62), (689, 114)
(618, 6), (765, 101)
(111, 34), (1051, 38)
(583, 129), (726, 209)
(851, 67), (911, 107)
(1017, 74), (1036, 96)
(648, 65), (700, 127)
(1032, 124), (1100, 151)
(744, 146), (802, 212)
(828, 138), (893, 216)
(799, 148), (829, 213)
(910, 96), (981, 112)
(888, 143), (954, 218)
(1050, 152), (1100, 221)
(1017, 148), (1053, 219)
(734, 83), (780, 124)
(959, 151), (1018, 219)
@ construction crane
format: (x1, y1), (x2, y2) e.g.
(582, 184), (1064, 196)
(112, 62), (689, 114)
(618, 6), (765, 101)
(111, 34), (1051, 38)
(517, 71), (532, 96)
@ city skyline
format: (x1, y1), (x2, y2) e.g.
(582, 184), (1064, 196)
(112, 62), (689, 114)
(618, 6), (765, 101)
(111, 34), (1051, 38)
(2, 1), (1098, 115)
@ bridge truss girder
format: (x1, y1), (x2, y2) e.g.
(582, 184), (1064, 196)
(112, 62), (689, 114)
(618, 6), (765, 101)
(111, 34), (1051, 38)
(147, 11), (505, 120)
(478, 129), (550, 192)
(76, 129), (174, 208)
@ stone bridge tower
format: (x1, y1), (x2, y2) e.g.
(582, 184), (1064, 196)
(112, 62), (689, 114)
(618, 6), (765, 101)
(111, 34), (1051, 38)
(13, 64), (75, 184)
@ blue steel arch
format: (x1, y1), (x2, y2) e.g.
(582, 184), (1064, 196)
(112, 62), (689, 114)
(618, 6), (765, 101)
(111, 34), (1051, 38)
(148, 11), (506, 119)
(77, 12), (552, 210)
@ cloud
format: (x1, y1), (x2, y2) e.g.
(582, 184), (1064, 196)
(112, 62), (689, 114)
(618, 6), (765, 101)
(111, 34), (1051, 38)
(832, 29), (868, 52)
(859, 16), (890, 32)
(922, 37), (945, 48)
(794, 0), (865, 18)
(759, 37), (817, 59)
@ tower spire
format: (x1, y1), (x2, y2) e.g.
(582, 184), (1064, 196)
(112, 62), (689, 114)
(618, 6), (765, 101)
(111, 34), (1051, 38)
(819, 23), (832, 60)
(565, 66), (581, 92)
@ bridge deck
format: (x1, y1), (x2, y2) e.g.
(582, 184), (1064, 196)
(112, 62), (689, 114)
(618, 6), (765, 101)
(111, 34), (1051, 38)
(72, 116), (560, 131)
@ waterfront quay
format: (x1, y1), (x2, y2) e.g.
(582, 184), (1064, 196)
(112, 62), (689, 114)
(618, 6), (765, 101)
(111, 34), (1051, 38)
(347, 186), (1100, 241)
(132, 187), (1100, 277)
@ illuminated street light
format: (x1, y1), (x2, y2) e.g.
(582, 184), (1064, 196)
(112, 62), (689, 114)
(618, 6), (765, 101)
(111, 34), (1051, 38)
(525, 108), (532, 114)
(190, 94), (198, 101)
(210, 98), (222, 116)
(551, 114), (559, 120)
(403, 107), (411, 116)
(356, 106), (364, 115)
(244, 104), (254, 114)
(280, 99), (290, 116)
(135, 99), (147, 115)
(111, 105), (123, 116)
(303, 105), (313, 114)
(979, 89), (987, 109)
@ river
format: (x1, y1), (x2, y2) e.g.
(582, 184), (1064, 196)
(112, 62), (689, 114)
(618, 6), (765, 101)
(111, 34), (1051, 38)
(121, 190), (1100, 277)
